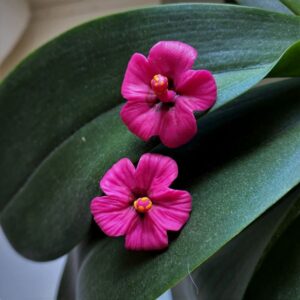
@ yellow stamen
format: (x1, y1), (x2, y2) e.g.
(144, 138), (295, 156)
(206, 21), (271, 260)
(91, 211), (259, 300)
(133, 197), (153, 213)
(151, 74), (168, 95)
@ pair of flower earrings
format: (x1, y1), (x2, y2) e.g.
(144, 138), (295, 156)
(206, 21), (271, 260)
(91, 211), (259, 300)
(91, 41), (217, 251)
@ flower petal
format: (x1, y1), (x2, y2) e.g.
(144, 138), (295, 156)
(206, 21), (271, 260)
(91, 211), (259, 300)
(100, 158), (136, 201)
(135, 153), (178, 195)
(158, 101), (197, 148)
(125, 214), (168, 250)
(120, 102), (160, 141)
(176, 70), (217, 111)
(121, 53), (157, 102)
(90, 196), (137, 237)
(150, 189), (192, 231)
(148, 41), (197, 80)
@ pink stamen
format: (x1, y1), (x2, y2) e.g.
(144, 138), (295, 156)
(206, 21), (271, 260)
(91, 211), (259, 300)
(151, 74), (168, 95)
(151, 74), (176, 103)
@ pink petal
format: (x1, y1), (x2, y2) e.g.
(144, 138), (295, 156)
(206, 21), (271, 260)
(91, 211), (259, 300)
(135, 153), (178, 195)
(120, 101), (160, 141)
(150, 189), (192, 231)
(90, 196), (137, 237)
(121, 53), (157, 102)
(148, 41), (197, 80)
(158, 101), (197, 148)
(100, 158), (136, 201)
(176, 70), (217, 112)
(125, 214), (168, 250)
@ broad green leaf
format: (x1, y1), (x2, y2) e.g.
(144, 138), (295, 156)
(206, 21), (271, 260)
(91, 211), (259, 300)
(76, 79), (300, 300)
(1, 106), (153, 260)
(245, 216), (300, 299)
(172, 185), (300, 300)
(281, 0), (300, 15)
(1, 4), (300, 261)
(236, 0), (293, 14)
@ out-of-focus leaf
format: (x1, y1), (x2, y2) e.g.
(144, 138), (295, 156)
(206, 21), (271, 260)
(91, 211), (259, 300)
(56, 252), (78, 300)
(245, 215), (300, 299)
(1, 4), (300, 261)
(172, 185), (300, 300)
(76, 79), (300, 300)
(281, 0), (300, 15)
(236, 0), (293, 14)
(56, 223), (104, 300)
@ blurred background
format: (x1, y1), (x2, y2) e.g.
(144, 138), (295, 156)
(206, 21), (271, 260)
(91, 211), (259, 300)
(0, 0), (225, 299)
(0, 0), (163, 79)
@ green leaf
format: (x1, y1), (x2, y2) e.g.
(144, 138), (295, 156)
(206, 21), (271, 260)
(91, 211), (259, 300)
(236, 0), (294, 14)
(1, 4), (300, 261)
(172, 184), (300, 300)
(76, 78), (300, 300)
(1, 106), (153, 260)
(245, 216), (300, 299)
(269, 41), (300, 77)
(281, 0), (300, 15)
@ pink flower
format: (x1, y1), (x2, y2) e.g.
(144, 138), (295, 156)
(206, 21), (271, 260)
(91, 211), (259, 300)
(121, 41), (217, 148)
(90, 153), (192, 251)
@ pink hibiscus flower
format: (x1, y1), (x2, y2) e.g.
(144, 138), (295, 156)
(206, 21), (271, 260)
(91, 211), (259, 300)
(90, 153), (192, 251)
(121, 41), (217, 148)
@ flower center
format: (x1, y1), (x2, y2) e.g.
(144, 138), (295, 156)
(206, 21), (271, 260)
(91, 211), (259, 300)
(151, 74), (176, 104)
(151, 74), (168, 95)
(133, 197), (153, 213)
